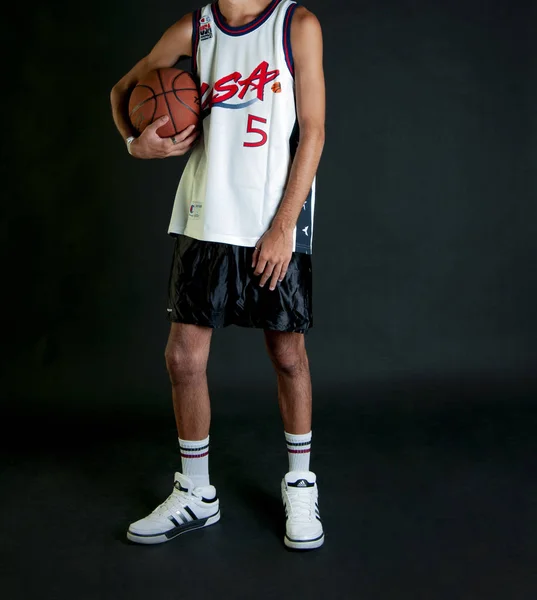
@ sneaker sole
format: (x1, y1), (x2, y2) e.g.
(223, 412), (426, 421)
(284, 532), (324, 550)
(126, 510), (220, 545)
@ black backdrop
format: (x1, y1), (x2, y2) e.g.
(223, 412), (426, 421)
(4, 0), (536, 414)
(3, 2), (537, 598)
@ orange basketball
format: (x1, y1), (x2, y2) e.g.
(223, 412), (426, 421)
(128, 67), (200, 138)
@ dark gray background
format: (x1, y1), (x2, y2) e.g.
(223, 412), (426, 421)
(3, 0), (536, 413)
(3, 2), (537, 599)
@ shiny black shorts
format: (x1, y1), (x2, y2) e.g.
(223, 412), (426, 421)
(166, 234), (313, 333)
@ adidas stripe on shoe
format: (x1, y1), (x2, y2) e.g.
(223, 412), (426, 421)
(127, 472), (220, 544)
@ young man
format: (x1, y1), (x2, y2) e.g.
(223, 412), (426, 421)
(110, 0), (325, 550)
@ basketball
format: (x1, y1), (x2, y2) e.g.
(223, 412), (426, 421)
(128, 67), (200, 138)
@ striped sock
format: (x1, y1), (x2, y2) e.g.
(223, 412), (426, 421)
(178, 435), (210, 488)
(285, 430), (312, 472)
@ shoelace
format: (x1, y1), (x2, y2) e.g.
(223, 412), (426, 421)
(285, 487), (315, 522)
(153, 487), (199, 516)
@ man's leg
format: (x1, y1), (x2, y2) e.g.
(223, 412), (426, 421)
(165, 322), (214, 487)
(126, 321), (220, 544)
(165, 322), (213, 441)
(263, 330), (312, 435)
(264, 329), (324, 550)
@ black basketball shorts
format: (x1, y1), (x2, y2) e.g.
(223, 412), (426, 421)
(166, 234), (313, 333)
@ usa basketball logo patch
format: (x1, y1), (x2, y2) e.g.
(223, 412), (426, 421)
(189, 202), (202, 219)
(200, 16), (212, 41)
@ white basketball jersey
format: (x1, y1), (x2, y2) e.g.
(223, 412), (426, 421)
(167, 0), (315, 254)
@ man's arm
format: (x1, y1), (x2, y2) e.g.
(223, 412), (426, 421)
(252, 6), (325, 289)
(271, 6), (325, 232)
(110, 13), (199, 158)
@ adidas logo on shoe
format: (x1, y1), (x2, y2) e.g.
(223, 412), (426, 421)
(288, 478), (314, 488)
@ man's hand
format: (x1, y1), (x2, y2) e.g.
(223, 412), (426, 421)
(252, 224), (294, 291)
(130, 115), (200, 159)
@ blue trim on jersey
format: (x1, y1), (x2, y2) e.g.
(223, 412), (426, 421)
(211, 0), (282, 37)
(192, 9), (201, 74)
(283, 2), (298, 77)
(213, 99), (259, 109)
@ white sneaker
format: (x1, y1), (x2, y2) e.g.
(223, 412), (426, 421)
(281, 470), (324, 550)
(127, 472), (220, 544)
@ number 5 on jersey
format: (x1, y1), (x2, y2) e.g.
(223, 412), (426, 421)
(243, 114), (267, 147)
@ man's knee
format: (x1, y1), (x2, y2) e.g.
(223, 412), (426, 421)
(164, 323), (212, 383)
(264, 332), (308, 375)
(164, 345), (207, 383)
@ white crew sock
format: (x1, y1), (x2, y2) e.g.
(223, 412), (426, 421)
(178, 435), (210, 488)
(285, 430), (312, 472)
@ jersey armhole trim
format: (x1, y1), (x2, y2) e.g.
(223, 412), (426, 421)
(283, 2), (298, 77)
(191, 9), (202, 73)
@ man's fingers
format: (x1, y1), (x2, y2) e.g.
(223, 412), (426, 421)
(269, 264), (283, 291)
(166, 124), (198, 151)
(254, 256), (268, 278)
(251, 245), (260, 268)
(147, 115), (170, 134)
(146, 117), (197, 144)
(258, 261), (275, 287)
(173, 123), (198, 142)
(278, 261), (290, 282)
(165, 130), (200, 155)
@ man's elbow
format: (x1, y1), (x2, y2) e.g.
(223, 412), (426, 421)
(110, 82), (125, 103)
